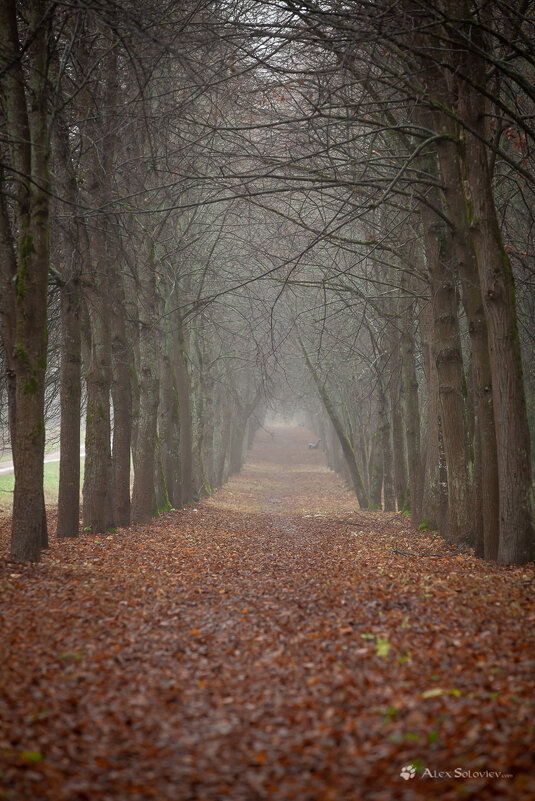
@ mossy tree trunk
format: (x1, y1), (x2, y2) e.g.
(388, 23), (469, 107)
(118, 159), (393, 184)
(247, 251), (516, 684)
(432, 104), (499, 560)
(455, 18), (534, 563)
(411, 105), (476, 545)
(420, 203), (476, 545)
(0, 0), (51, 561)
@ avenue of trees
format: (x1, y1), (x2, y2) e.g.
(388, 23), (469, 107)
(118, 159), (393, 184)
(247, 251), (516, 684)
(0, 0), (534, 564)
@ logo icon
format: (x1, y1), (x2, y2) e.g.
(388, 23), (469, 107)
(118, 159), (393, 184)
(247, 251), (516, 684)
(400, 764), (417, 780)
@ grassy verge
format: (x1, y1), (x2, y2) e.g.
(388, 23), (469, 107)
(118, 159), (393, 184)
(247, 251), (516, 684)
(0, 459), (85, 515)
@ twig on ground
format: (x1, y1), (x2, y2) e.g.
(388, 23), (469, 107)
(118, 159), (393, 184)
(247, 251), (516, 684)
(393, 548), (445, 558)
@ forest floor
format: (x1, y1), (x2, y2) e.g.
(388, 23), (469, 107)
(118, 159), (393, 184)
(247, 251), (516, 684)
(1, 425), (534, 801)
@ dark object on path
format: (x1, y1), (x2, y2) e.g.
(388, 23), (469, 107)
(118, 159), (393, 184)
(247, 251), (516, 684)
(308, 439), (321, 449)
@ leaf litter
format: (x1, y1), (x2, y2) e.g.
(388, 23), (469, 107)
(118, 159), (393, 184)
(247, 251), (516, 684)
(0, 426), (534, 800)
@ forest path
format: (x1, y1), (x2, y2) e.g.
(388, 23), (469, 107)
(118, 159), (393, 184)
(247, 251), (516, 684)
(1, 426), (534, 800)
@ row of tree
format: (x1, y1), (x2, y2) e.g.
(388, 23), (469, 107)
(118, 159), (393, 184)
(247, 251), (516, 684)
(249, 0), (535, 564)
(1, 0), (534, 564)
(0, 0), (270, 561)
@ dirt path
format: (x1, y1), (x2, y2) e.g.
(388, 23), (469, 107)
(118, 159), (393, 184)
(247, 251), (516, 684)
(0, 426), (534, 800)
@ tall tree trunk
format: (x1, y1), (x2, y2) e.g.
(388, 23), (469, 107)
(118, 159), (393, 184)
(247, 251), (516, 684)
(399, 289), (423, 524)
(430, 91), (499, 560)
(329, 421), (345, 475)
(411, 102), (476, 545)
(368, 418), (383, 509)
(80, 44), (117, 535)
(205, 401), (216, 489)
(0, 165), (19, 516)
(57, 278), (82, 537)
(215, 399), (232, 488)
(229, 414), (246, 476)
(455, 25), (534, 562)
(80, 301), (92, 527)
(153, 433), (171, 516)
(420, 204), (475, 545)
(132, 239), (160, 524)
(419, 297), (443, 532)
(175, 319), (194, 505)
(379, 385), (395, 512)
(193, 333), (212, 495)
(110, 272), (132, 527)
(389, 328), (408, 511)
(158, 325), (180, 507)
(83, 253), (113, 534)
(1, 0), (50, 561)
(53, 108), (83, 540)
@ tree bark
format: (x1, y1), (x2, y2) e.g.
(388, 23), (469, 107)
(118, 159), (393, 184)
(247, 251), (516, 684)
(158, 322), (180, 507)
(432, 113), (499, 559)
(229, 414), (246, 476)
(455, 26), (534, 562)
(389, 327), (408, 511)
(420, 204), (475, 545)
(379, 386), (395, 512)
(368, 418), (383, 509)
(132, 239), (160, 524)
(193, 332), (213, 495)
(175, 320), (194, 505)
(52, 106), (83, 539)
(215, 399), (232, 488)
(419, 296), (443, 532)
(57, 278), (82, 537)
(0, 164), (18, 514)
(399, 289), (424, 524)
(411, 101), (476, 544)
(79, 43), (117, 535)
(1, 0), (50, 560)
(83, 256), (113, 534)
(110, 284), (132, 527)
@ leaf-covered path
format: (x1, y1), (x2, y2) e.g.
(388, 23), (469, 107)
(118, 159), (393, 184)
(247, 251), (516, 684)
(1, 426), (534, 800)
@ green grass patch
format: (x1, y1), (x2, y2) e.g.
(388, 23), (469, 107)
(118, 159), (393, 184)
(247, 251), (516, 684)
(0, 458), (85, 512)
